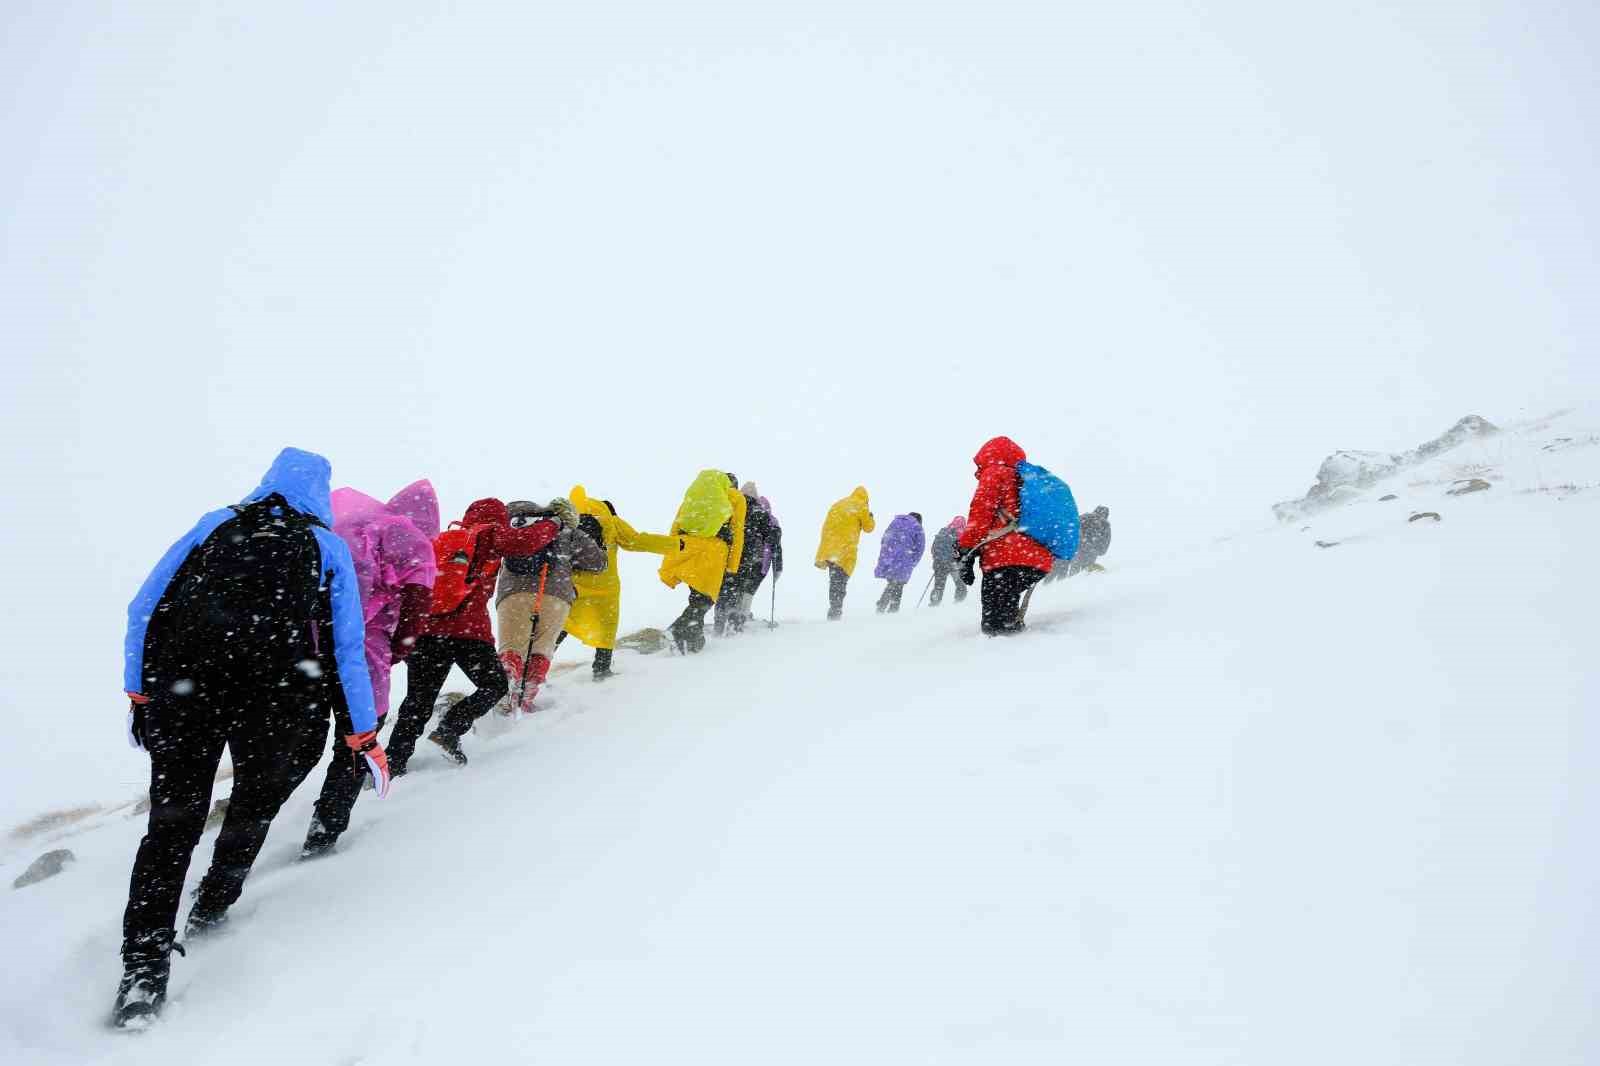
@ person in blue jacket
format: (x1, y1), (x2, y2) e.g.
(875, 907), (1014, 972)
(112, 448), (388, 1030)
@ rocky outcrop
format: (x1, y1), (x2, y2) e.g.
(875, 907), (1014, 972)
(1273, 416), (1498, 521)
(13, 848), (74, 889)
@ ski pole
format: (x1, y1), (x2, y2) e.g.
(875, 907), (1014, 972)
(915, 571), (934, 609)
(516, 563), (550, 715)
(768, 570), (779, 628)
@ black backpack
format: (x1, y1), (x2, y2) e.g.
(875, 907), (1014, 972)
(577, 513), (606, 553)
(163, 493), (329, 676)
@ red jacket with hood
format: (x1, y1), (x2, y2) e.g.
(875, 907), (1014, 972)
(956, 436), (1056, 574)
(423, 498), (559, 643)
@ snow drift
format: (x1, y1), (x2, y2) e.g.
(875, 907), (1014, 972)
(1, 411), (1596, 1065)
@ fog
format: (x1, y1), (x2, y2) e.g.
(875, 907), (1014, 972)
(2, 1), (1594, 819)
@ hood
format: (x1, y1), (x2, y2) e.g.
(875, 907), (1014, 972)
(387, 479), (440, 539)
(973, 436), (1026, 472)
(330, 487), (386, 526)
(741, 480), (759, 499)
(244, 447), (334, 526)
(461, 497), (508, 528)
(850, 486), (869, 504)
(570, 484), (614, 518)
(1094, 505), (1110, 518)
(948, 516), (967, 533)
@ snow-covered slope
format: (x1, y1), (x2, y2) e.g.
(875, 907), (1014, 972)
(2, 413), (1596, 1065)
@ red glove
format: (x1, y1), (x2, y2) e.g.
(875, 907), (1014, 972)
(344, 731), (391, 799)
(126, 692), (150, 750)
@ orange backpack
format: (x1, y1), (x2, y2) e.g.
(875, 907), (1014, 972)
(428, 522), (498, 615)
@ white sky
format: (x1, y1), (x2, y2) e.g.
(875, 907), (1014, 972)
(1, 2), (1595, 810)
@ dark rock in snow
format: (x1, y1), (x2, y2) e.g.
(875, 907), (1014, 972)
(1379, 494), (1399, 501)
(1273, 416), (1498, 521)
(1447, 478), (1492, 496)
(13, 848), (74, 889)
(1409, 512), (1442, 523)
(1314, 540), (1341, 548)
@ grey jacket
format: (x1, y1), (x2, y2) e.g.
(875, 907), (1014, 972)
(496, 503), (605, 606)
(930, 525), (962, 573)
(1077, 509), (1111, 562)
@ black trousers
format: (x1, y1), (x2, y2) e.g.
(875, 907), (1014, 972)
(122, 684), (327, 960)
(672, 590), (715, 652)
(306, 712), (387, 849)
(712, 573), (742, 635)
(827, 564), (849, 618)
(876, 580), (906, 613)
(929, 564), (967, 606)
(980, 566), (1045, 635)
(387, 636), (506, 769)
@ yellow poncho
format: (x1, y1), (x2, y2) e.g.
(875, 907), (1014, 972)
(563, 485), (676, 650)
(814, 486), (875, 576)
(659, 474), (747, 601)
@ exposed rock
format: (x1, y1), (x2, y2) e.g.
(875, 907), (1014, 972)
(204, 797), (230, 831)
(13, 848), (74, 889)
(1314, 540), (1341, 549)
(1274, 416), (1498, 521)
(1409, 511), (1442, 523)
(1447, 478), (1492, 496)
(1379, 494), (1399, 502)
(617, 627), (671, 655)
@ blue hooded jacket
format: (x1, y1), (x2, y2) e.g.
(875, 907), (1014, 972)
(122, 448), (378, 733)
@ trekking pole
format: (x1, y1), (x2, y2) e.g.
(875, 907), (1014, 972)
(1019, 583), (1037, 626)
(767, 571), (779, 629)
(516, 563), (550, 716)
(915, 572), (934, 609)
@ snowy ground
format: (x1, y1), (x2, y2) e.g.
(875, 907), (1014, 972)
(2, 413), (1596, 1064)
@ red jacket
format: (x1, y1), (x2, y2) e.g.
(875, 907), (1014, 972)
(957, 436), (1055, 574)
(423, 498), (559, 643)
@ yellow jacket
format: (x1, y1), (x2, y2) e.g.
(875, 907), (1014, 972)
(564, 485), (676, 650)
(814, 486), (875, 576)
(659, 480), (747, 601)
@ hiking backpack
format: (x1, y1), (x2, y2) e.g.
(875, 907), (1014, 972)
(161, 493), (328, 673)
(577, 513), (607, 553)
(675, 471), (735, 539)
(430, 522), (498, 613)
(1016, 461), (1081, 560)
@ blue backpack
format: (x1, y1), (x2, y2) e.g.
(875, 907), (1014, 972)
(1016, 461), (1080, 560)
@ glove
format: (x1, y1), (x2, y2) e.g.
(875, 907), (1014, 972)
(959, 551), (978, 587)
(549, 497), (580, 531)
(345, 731), (391, 799)
(126, 693), (150, 750)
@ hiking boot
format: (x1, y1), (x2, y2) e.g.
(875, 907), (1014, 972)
(183, 903), (230, 940)
(428, 728), (468, 767)
(111, 932), (183, 1031)
(300, 825), (338, 861)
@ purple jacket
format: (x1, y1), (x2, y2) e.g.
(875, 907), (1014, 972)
(873, 514), (925, 583)
(331, 479), (440, 713)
